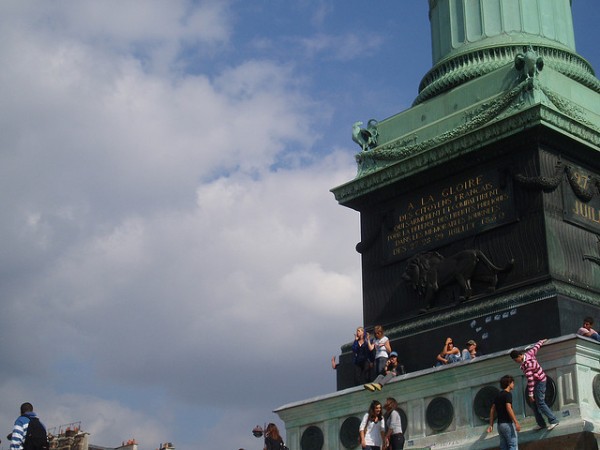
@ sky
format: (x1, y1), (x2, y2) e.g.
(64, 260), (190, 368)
(0, 1), (598, 450)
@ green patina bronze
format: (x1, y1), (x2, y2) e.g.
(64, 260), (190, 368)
(279, 2), (600, 449)
(336, 0), (599, 199)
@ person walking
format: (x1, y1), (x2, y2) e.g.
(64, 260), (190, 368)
(510, 339), (559, 431)
(383, 397), (405, 450)
(487, 375), (520, 450)
(10, 402), (48, 450)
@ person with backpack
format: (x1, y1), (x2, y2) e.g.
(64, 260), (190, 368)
(10, 402), (49, 450)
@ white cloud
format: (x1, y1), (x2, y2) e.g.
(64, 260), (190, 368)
(0, 0), (509, 448)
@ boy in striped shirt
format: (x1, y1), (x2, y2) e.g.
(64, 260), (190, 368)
(510, 339), (559, 431)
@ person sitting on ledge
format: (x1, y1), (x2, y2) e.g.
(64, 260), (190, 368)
(364, 352), (399, 391)
(436, 337), (461, 366)
(577, 317), (600, 342)
(462, 339), (479, 360)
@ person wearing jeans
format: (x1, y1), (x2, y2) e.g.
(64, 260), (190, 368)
(487, 375), (520, 450)
(510, 339), (559, 431)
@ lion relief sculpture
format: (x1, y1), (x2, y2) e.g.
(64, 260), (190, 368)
(402, 250), (514, 311)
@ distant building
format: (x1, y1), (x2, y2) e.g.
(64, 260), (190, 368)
(47, 423), (171, 450)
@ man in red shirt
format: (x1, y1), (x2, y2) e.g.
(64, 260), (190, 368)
(510, 339), (559, 431)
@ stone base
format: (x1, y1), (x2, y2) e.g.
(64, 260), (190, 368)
(520, 431), (598, 450)
(278, 336), (600, 450)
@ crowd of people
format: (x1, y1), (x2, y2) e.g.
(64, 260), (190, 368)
(331, 324), (481, 391)
(354, 335), (565, 450)
(338, 317), (600, 450)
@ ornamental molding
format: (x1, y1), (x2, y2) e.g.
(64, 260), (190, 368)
(416, 45), (599, 105)
(333, 79), (600, 205)
(385, 284), (559, 341)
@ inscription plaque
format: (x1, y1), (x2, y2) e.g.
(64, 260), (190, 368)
(384, 169), (515, 262)
(562, 165), (600, 234)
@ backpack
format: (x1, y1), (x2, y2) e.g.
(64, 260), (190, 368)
(23, 417), (49, 450)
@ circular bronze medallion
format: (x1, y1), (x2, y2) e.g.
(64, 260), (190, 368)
(426, 397), (454, 432)
(592, 374), (600, 408)
(524, 376), (557, 409)
(301, 425), (324, 450)
(473, 385), (500, 422)
(339, 417), (360, 449)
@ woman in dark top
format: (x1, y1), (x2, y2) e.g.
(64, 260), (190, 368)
(264, 423), (285, 450)
(352, 326), (372, 385)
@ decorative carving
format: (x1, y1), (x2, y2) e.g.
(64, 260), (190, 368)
(402, 250), (514, 311)
(415, 44), (599, 105)
(514, 158), (564, 192)
(541, 85), (598, 130)
(583, 236), (600, 267)
(565, 166), (595, 202)
(514, 158), (600, 202)
(515, 45), (544, 80)
(352, 119), (379, 152)
(357, 78), (527, 172)
(332, 106), (600, 204)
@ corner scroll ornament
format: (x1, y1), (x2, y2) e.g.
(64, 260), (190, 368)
(352, 119), (379, 152)
(583, 236), (600, 267)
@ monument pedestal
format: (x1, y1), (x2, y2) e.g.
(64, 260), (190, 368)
(278, 337), (600, 450)
(281, 1), (600, 449)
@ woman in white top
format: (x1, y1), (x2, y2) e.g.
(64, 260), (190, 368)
(359, 400), (386, 449)
(368, 325), (392, 377)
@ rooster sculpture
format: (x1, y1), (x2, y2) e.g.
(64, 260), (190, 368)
(352, 119), (379, 152)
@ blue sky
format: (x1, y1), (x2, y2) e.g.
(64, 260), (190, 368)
(0, 2), (598, 450)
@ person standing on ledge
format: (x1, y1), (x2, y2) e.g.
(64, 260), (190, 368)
(352, 326), (373, 385)
(510, 339), (559, 431)
(487, 375), (520, 450)
(368, 325), (391, 379)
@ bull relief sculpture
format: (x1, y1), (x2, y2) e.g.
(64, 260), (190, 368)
(402, 249), (514, 311)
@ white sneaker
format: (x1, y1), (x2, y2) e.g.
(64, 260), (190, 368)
(547, 422), (559, 431)
(534, 425), (545, 431)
